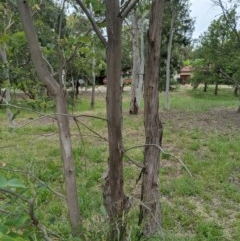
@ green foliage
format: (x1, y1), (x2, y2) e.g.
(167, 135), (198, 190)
(192, 8), (240, 88)
(0, 231), (26, 241)
(0, 175), (26, 188)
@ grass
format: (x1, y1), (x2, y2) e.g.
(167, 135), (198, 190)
(0, 85), (240, 240)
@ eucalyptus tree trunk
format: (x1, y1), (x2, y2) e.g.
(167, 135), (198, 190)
(165, 10), (176, 110)
(104, 1), (126, 239)
(0, 7), (14, 128)
(129, 12), (141, 114)
(129, 12), (145, 114)
(139, 0), (165, 237)
(17, 1), (82, 237)
(0, 45), (14, 128)
(137, 21), (145, 107)
(91, 34), (96, 109)
(76, 0), (140, 239)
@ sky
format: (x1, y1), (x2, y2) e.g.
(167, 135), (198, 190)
(189, 0), (223, 39)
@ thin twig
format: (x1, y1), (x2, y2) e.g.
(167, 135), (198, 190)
(75, 119), (108, 142)
(125, 144), (193, 177)
(123, 151), (144, 169)
(0, 208), (14, 215)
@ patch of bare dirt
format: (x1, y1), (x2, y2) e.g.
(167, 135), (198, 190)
(161, 107), (240, 135)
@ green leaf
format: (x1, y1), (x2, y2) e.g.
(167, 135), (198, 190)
(0, 175), (8, 188)
(7, 178), (26, 188)
(10, 31), (26, 47)
(0, 232), (20, 241)
(0, 224), (8, 234)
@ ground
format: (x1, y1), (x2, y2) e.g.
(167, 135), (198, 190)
(1, 85), (240, 240)
(162, 107), (240, 134)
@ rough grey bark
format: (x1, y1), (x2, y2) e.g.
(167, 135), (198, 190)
(17, 1), (82, 237)
(139, 0), (165, 237)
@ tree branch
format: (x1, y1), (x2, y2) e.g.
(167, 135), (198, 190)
(213, 0), (240, 45)
(75, 0), (107, 47)
(120, 0), (142, 19)
(17, 0), (60, 95)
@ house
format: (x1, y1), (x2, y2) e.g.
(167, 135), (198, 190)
(178, 66), (193, 84)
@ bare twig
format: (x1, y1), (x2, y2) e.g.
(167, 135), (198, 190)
(125, 144), (193, 177)
(0, 101), (56, 117)
(74, 118), (108, 142)
(122, 151), (144, 169)
(0, 208), (14, 215)
(74, 114), (107, 122)
(0, 187), (30, 203)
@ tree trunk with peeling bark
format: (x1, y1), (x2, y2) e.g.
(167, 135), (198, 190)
(139, 0), (165, 237)
(129, 11), (145, 115)
(17, 1), (82, 237)
(130, 12), (141, 114)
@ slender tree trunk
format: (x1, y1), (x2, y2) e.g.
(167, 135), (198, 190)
(130, 12), (140, 114)
(234, 86), (238, 97)
(91, 32), (96, 109)
(165, 11), (176, 110)
(139, 0), (165, 237)
(136, 21), (145, 107)
(204, 82), (208, 92)
(104, 1), (126, 240)
(17, 1), (82, 237)
(214, 81), (218, 95)
(0, 45), (14, 128)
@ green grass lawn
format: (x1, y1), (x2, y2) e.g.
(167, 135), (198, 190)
(0, 86), (239, 240)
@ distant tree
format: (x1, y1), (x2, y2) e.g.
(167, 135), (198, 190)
(160, 0), (194, 92)
(164, 0), (194, 109)
(196, 10), (240, 96)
